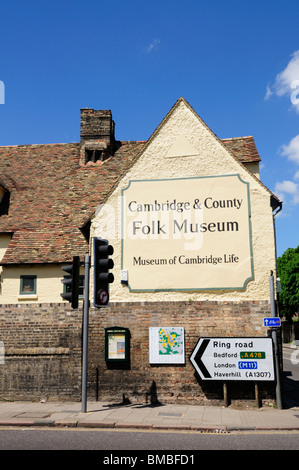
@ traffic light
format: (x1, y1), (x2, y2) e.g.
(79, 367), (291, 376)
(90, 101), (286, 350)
(94, 238), (114, 307)
(61, 256), (80, 309)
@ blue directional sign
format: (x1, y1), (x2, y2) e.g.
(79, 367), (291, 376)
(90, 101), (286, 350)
(263, 317), (281, 327)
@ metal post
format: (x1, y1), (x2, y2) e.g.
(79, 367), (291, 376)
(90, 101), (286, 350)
(255, 383), (260, 408)
(269, 271), (283, 409)
(81, 255), (90, 413)
(223, 382), (229, 407)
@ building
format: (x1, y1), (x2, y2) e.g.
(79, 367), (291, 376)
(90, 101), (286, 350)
(0, 98), (281, 404)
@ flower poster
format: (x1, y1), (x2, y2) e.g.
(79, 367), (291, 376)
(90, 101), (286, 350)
(149, 327), (185, 364)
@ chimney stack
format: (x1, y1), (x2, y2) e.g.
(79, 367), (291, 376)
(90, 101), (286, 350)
(80, 109), (116, 164)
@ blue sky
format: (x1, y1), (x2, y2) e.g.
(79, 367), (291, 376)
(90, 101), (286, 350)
(1, 0), (299, 257)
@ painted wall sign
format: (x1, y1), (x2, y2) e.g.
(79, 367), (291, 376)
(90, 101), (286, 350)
(149, 327), (185, 364)
(121, 174), (254, 291)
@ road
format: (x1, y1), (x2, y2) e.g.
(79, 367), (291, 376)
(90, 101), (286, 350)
(0, 346), (298, 453)
(0, 427), (299, 452)
(282, 346), (299, 408)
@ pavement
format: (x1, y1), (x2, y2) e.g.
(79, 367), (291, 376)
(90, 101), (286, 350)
(0, 345), (297, 433)
(0, 400), (299, 432)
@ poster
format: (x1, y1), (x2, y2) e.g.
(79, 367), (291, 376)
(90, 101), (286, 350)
(149, 327), (185, 364)
(107, 332), (126, 360)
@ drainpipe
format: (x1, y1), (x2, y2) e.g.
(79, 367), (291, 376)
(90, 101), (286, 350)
(272, 201), (282, 314)
(272, 201), (282, 268)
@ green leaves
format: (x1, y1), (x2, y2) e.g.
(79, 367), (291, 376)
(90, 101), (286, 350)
(277, 246), (299, 320)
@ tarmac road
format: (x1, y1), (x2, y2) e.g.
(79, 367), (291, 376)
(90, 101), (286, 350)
(282, 346), (299, 408)
(0, 427), (299, 451)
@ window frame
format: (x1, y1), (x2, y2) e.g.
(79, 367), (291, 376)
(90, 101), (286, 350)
(19, 275), (37, 295)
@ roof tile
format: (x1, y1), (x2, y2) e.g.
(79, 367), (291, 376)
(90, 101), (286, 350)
(0, 135), (262, 265)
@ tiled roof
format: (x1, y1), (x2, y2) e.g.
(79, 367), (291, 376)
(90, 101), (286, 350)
(221, 136), (261, 163)
(0, 141), (144, 264)
(0, 134), (263, 265)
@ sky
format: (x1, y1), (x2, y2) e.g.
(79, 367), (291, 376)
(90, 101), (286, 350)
(0, 0), (299, 258)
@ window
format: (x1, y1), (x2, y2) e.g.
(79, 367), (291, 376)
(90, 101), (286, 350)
(63, 275), (84, 299)
(20, 275), (37, 295)
(0, 186), (10, 216)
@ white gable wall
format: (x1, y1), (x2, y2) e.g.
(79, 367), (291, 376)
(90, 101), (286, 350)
(91, 98), (276, 302)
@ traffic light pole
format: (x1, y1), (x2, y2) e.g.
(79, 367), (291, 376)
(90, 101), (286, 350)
(81, 254), (90, 413)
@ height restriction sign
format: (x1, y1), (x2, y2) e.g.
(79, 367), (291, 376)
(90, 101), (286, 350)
(190, 337), (275, 381)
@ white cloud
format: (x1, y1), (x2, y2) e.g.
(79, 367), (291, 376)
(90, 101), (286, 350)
(145, 38), (160, 53)
(275, 180), (299, 204)
(264, 83), (273, 100)
(280, 134), (299, 165)
(265, 50), (299, 112)
(268, 52), (299, 208)
(274, 50), (299, 96)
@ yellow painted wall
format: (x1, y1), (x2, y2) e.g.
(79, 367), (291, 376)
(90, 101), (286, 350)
(0, 264), (84, 304)
(0, 234), (11, 298)
(91, 99), (277, 303)
(0, 234), (11, 262)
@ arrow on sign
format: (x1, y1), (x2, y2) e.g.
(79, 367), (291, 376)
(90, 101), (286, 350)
(190, 338), (212, 379)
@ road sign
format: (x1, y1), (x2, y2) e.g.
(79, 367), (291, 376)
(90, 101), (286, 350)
(263, 317), (281, 327)
(190, 337), (275, 381)
(98, 288), (109, 305)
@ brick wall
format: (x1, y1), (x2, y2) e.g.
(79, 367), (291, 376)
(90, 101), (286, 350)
(0, 300), (275, 404)
(89, 300), (275, 406)
(0, 303), (82, 401)
(80, 108), (115, 144)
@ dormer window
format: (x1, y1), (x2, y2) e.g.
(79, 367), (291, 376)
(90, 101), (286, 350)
(0, 186), (10, 216)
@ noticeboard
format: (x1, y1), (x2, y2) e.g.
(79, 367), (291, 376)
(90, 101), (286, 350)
(105, 327), (130, 363)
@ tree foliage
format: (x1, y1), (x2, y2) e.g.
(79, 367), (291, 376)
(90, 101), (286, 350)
(277, 246), (299, 320)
